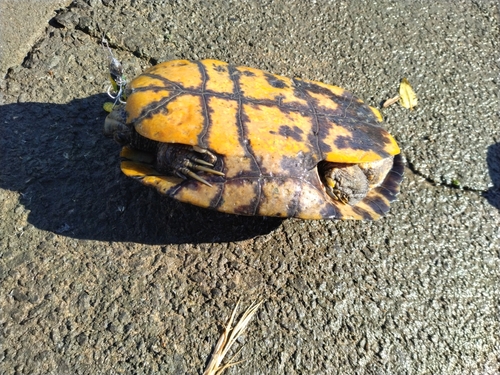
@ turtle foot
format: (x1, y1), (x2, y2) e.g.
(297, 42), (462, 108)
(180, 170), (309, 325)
(157, 143), (225, 186)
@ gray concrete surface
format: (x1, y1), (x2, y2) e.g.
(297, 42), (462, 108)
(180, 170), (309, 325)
(1, 0), (499, 374)
(0, 0), (72, 76)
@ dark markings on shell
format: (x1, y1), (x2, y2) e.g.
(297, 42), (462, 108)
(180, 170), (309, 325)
(241, 70), (256, 77)
(363, 195), (389, 216)
(352, 153), (404, 218)
(131, 92), (181, 128)
(128, 68), (394, 168)
(123, 60), (403, 219)
(318, 202), (341, 219)
(279, 152), (316, 177)
(381, 154), (404, 195)
(284, 164), (312, 217)
(351, 205), (376, 220)
(314, 116), (334, 155)
(226, 64), (263, 215)
(378, 185), (398, 202)
(264, 73), (288, 89)
(278, 125), (304, 142)
(230, 179), (262, 215)
(195, 60), (210, 149)
(227, 68), (262, 178)
(131, 68), (392, 162)
(296, 78), (360, 121)
(291, 78), (324, 163)
(332, 116), (392, 157)
(207, 180), (225, 209)
(121, 152), (403, 219)
(294, 78), (382, 158)
(213, 63), (228, 73)
(138, 72), (182, 90)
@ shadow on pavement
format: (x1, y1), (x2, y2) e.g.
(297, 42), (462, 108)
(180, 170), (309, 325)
(485, 142), (500, 210)
(0, 95), (282, 244)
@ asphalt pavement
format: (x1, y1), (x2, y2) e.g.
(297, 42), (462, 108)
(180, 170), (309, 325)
(0, 1), (499, 374)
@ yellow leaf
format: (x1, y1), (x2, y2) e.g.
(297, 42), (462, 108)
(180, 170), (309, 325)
(399, 78), (417, 110)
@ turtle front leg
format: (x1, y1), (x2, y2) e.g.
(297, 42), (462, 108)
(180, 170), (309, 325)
(156, 143), (225, 187)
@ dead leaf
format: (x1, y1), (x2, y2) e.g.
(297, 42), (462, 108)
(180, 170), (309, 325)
(399, 78), (418, 110)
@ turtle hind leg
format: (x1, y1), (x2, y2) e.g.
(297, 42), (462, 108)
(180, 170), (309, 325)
(318, 156), (394, 206)
(320, 162), (369, 205)
(156, 143), (225, 187)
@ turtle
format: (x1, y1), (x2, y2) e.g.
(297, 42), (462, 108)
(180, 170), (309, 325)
(104, 59), (403, 220)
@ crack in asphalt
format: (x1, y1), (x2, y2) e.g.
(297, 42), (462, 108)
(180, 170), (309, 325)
(405, 159), (488, 193)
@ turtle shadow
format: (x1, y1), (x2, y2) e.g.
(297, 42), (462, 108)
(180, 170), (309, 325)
(0, 95), (282, 244)
(484, 142), (500, 210)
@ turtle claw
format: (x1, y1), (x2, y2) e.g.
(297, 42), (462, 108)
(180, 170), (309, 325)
(192, 157), (214, 167)
(179, 152), (225, 186)
(177, 168), (213, 187)
(184, 146), (225, 181)
(191, 164), (225, 176)
(192, 145), (217, 165)
(157, 143), (225, 186)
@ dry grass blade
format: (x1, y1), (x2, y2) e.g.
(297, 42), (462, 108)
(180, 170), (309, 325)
(382, 95), (400, 108)
(203, 300), (263, 375)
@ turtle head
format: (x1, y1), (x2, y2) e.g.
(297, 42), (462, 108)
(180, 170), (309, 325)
(104, 104), (132, 145)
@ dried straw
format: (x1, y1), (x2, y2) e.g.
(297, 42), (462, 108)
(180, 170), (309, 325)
(203, 299), (263, 375)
